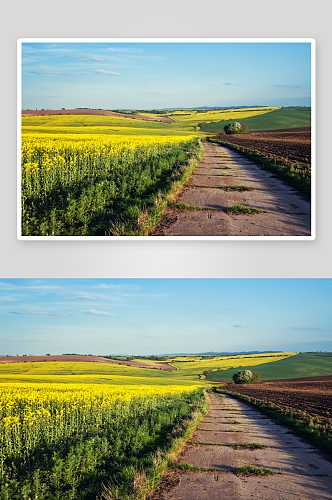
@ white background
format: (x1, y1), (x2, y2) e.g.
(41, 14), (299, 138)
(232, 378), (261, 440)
(1, 0), (331, 278)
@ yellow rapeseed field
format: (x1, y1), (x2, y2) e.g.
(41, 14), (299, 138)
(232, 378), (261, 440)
(0, 382), (199, 457)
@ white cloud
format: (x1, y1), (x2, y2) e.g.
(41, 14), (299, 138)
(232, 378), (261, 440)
(233, 323), (247, 328)
(67, 296), (94, 301)
(80, 309), (115, 317)
(10, 311), (61, 317)
(107, 47), (133, 53)
(90, 70), (121, 76)
(80, 58), (103, 62)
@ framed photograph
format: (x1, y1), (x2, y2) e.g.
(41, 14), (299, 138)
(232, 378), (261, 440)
(18, 38), (315, 240)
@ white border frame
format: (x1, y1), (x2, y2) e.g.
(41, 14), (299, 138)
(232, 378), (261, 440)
(17, 38), (316, 241)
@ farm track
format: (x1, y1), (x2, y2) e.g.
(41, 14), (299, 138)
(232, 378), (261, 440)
(153, 393), (332, 500)
(153, 142), (311, 236)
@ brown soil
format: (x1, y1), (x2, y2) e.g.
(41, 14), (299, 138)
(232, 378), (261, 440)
(212, 127), (311, 170)
(21, 109), (175, 123)
(0, 355), (176, 370)
(221, 379), (332, 423)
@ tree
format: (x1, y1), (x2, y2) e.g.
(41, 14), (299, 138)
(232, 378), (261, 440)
(224, 122), (241, 134)
(232, 369), (253, 384)
(223, 122), (247, 134)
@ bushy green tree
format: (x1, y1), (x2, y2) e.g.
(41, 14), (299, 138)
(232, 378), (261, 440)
(232, 369), (253, 384)
(224, 122), (242, 134)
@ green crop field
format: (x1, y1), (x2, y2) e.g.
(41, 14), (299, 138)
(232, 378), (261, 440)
(200, 107), (311, 132)
(206, 352), (332, 381)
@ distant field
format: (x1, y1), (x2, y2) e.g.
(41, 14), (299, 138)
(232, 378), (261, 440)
(0, 353), (296, 386)
(21, 109), (175, 123)
(0, 361), (193, 386)
(200, 107), (311, 132)
(21, 107), (278, 137)
(0, 354), (175, 370)
(207, 352), (332, 381)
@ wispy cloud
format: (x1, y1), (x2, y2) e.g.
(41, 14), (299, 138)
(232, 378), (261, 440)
(67, 296), (94, 301)
(224, 82), (237, 86)
(9, 308), (114, 317)
(213, 66), (228, 72)
(80, 309), (115, 317)
(233, 323), (247, 328)
(29, 70), (77, 76)
(98, 284), (139, 290)
(10, 311), (61, 317)
(222, 306), (238, 313)
(90, 69), (121, 76)
(80, 57), (103, 62)
(107, 47), (134, 53)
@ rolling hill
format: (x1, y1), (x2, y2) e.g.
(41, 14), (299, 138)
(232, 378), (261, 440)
(200, 107), (311, 132)
(206, 352), (332, 381)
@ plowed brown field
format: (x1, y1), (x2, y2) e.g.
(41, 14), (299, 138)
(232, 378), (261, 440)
(21, 109), (174, 122)
(213, 127), (311, 170)
(221, 377), (332, 423)
(0, 355), (176, 370)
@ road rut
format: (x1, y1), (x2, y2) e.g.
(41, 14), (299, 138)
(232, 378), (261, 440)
(154, 393), (332, 500)
(153, 142), (311, 236)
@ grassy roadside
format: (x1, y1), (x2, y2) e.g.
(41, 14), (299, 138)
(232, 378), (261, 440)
(208, 138), (311, 198)
(110, 140), (204, 236)
(100, 389), (209, 500)
(217, 389), (332, 457)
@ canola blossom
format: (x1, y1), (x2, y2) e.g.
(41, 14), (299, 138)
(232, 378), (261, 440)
(0, 383), (200, 458)
(21, 133), (195, 174)
(21, 133), (198, 236)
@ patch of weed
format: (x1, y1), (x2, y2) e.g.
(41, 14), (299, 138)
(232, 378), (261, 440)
(225, 205), (259, 214)
(235, 465), (273, 475)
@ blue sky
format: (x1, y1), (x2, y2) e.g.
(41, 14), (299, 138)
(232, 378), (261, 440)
(21, 41), (312, 110)
(1, 279), (330, 356)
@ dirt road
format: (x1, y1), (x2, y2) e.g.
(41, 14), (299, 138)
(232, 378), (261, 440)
(154, 393), (332, 499)
(153, 142), (311, 236)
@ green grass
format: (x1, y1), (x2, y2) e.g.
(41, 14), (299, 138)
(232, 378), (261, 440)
(207, 352), (332, 381)
(101, 390), (210, 500)
(201, 107), (311, 132)
(234, 465), (273, 475)
(225, 205), (259, 213)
